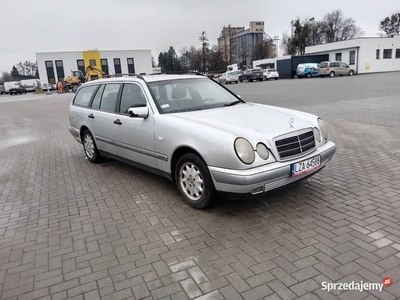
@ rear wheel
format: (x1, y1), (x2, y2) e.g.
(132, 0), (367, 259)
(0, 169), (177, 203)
(82, 129), (103, 163)
(175, 153), (215, 209)
(306, 73), (311, 78)
(329, 71), (335, 77)
(349, 70), (354, 76)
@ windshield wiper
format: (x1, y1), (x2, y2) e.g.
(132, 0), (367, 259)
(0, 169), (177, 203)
(224, 100), (245, 107)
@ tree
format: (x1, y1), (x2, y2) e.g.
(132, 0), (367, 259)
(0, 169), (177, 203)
(158, 46), (179, 73)
(11, 65), (19, 79)
(15, 61), (38, 76)
(199, 31), (209, 73)
(320, 9), (363, 43)
(281, 18), (312, 55)
(0, 72), (13, 84)
(379, 12), (400, 35)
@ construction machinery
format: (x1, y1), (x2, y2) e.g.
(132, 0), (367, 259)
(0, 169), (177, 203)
(63, 66), (105, 92)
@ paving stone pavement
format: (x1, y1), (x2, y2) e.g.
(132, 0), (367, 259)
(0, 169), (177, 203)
(0, 73), (400, 300)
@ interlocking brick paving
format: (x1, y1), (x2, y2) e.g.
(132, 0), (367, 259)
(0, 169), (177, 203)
(1, 73), (400, 299)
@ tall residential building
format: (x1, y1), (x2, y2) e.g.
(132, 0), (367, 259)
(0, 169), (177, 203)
(218, 21), (267, 66)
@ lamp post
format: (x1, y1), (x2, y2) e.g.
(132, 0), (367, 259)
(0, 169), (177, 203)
(309, 17), (315, 46)
(274, 36), (280, 57)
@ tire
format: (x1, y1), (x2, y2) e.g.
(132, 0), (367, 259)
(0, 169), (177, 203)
(275, 78), (279, 80)
(239, 77), (243, 82)
(329, 71), (335, 77)
(82, 129), (103, 163)
(306, 73), (311, 78)
(349, 70), (354, 76)
(236, 81), (238, 84)
(175, 153), (215, 209)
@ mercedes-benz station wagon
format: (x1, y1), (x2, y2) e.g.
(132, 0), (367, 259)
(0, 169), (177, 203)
(69, 74), (336, 208)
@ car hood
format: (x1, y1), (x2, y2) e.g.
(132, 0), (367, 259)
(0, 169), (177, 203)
(169, 103), (317, 144)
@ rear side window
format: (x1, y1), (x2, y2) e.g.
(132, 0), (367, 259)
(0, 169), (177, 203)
(100, 84), (121, 112)
(319, 62), (328, 68)
(73, 85), (98, 107)
(91, 84), (105, 109)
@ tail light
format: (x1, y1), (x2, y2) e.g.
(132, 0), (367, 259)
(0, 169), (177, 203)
(327, 66), (330, 71)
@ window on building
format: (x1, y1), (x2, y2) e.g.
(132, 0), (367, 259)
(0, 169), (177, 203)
(45, 61), (55, 84)
(114, 58), (121, 74)
(335, 53), (342, 61)
(376, 49), (380, 59)
(383, 49), (392, 59)
(89, 59), (96, 66)
(396, 49), (400, 59)
(349, 51), (355, 65)
(127, 58), (135, 74)
(77, 59), (85, 74)
(55, 60), (65, 81)
(100, 59), (109, 75)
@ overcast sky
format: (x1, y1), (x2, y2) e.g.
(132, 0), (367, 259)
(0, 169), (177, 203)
(1, 0), (398, 74)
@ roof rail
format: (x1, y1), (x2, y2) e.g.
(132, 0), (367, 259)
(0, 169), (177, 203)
(163, 71), (206, 76)
(103, 73), (145, 80)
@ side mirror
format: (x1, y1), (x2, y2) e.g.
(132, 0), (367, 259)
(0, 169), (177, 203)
(128, 107), (149, 118)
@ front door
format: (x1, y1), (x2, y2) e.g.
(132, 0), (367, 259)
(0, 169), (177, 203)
(114, 83), (157, 169)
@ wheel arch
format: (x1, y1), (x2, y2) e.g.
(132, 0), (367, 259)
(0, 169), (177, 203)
(80, 125), (90, 143)
(170, 146), (207, 184)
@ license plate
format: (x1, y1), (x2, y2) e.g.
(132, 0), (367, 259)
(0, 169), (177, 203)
(291, 156), (321, 177)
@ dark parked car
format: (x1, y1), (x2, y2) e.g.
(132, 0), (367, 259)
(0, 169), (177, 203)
(240, 68), (263, 82)
(9, 84), (27, 95)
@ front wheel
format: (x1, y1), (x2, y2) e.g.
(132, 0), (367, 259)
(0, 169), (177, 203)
(329, 71), (335, 77)
(349, 70), (354, 76)
(82, 129), (103, 163)
(306, 73), (311, 78)
(175, 153), (215, 209)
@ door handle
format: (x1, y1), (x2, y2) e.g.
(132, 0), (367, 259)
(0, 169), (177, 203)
(113, 119), (122, 125)
(88, 114), (94, 119)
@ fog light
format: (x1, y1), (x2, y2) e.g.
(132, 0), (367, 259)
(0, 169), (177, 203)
(251, 186), (264, 194)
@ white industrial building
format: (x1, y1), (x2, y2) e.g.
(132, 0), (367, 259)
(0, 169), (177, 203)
(36, 49), (153, 85)
(305, 35), (400, 74)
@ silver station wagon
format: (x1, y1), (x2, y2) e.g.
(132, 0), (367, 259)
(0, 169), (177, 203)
(69, 74), (336, 208)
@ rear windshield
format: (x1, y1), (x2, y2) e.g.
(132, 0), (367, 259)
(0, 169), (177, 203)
(319, 62), (328, 68)
(268, 69), (277, 72)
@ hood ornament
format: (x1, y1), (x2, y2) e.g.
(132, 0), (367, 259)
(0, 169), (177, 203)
(289, 118), (294, 128)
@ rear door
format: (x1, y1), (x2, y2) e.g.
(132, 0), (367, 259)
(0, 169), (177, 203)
(87, 83), (122, 155)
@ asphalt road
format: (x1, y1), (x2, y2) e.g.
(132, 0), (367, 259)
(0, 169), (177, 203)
(0, 73), (400, 300)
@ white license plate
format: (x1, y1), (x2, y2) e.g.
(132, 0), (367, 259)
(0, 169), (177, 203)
(291, 156), (321, 177)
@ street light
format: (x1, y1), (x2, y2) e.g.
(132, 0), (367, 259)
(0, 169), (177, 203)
(309, 17), (315, 46)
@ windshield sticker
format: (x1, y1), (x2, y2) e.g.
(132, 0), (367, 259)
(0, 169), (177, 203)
(161, 104), (170, 109)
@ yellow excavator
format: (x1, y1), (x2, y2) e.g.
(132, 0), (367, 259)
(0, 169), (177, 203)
(63, 66), (105, 92)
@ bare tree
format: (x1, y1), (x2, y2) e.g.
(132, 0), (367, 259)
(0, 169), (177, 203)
(320, 9), (363, 43)
(15, 61), (38, 76)
(0, 72), (13, 84)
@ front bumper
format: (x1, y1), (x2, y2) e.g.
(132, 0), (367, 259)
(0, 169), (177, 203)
(209, 141), (336, 194)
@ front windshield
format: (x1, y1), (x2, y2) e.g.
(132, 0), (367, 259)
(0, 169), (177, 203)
(148, 78), (243, 114)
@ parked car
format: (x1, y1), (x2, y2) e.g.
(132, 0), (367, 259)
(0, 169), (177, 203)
(69, 74), (336, 209)
(318, 61), (355, 77)
(296, 63), (319, 78)
(263, 69), (280, 80)
(240, 68), (263, 82)
(226, 70), (242, 84)
(42, 83), (56, 91)
(0, 85), (5, 95)
(24, 85), (36, 92)
(9, 84), (27, 95)
(217, 72), (227, 84)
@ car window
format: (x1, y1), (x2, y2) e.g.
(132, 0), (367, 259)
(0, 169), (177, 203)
(148, 78), (239, 114)
(91, 84), (105, 109)
(341, 63), (349, 68)
(99, 83), (121, 112)
(319, 62), (328, 68)
(73, 85), (98, 107)
(268, 69), (276, 72)
(119, 83), (147, 114)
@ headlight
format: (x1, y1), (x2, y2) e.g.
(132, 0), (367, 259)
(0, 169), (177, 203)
(317, 118), (328, 140)
(234, 138), (255, 164)
(313, 127), (321, 143)
(256, 143), (269, 160)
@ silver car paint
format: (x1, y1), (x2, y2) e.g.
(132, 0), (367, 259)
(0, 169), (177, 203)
(69, 75), (336, 195)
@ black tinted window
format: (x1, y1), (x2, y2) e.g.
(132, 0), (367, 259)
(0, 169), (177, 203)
(119, 84), (147, 114)
(73, 85), (98, 107)
(91, 84), (105, 109)
(100, 84), (121, 112)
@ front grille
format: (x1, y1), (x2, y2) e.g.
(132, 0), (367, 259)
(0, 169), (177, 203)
(275, 130), (315, 159)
